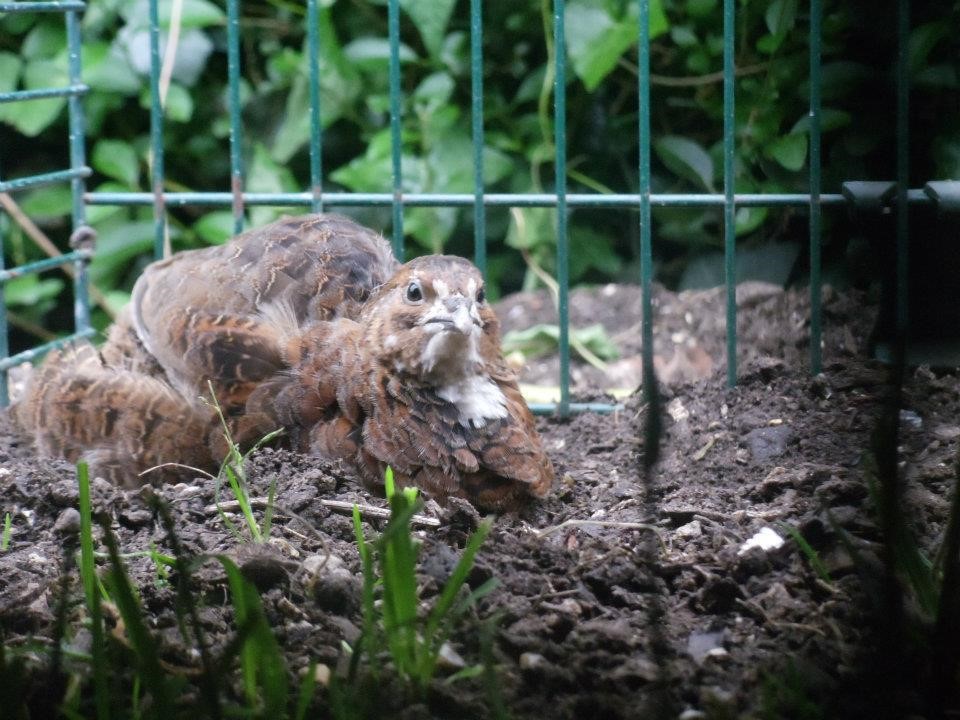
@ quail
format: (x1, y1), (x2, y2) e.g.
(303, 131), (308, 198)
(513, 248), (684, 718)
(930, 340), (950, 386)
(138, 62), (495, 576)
(13, 213), (554, 510)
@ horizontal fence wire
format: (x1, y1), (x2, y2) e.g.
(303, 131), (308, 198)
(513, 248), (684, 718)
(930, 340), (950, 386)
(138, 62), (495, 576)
(0, 85), (88, 103)
(84, 191), (866, 207)
(0, 1), (84, 10)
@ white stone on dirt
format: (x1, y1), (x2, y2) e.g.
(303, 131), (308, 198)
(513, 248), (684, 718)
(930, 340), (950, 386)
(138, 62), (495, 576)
(738, 526), (784, 555)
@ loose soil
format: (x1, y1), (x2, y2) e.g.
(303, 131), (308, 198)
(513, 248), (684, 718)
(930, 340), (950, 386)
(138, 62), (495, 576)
(1, 282), (957, 719)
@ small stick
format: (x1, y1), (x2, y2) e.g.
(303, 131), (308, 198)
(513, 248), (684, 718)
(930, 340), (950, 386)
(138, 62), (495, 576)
(203, 497), (441, 529)
(535, 518), (661, 539)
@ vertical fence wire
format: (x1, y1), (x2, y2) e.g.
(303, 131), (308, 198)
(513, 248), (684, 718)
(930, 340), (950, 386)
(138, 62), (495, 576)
(227, 0), (245, 234)
(722, 0), (737, 386)
(388, 0), (404, 258)
(66, 7), (91, 333)
(637, 0), (653, 384)
(307, 0), (323, 213)
(470, 0), (486, 274)
(808, 0), (822, 374)
(148, 0), (166, 258)
(553, 0), (570, 417)
(896, 0), (910, 340)
(0, 218), (7, 407)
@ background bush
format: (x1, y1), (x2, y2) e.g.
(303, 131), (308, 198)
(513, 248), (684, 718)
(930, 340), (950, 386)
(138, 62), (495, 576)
(0, 0), (957, 350)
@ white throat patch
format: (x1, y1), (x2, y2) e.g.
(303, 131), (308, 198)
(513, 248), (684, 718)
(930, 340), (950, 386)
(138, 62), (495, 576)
(438, 375), (508, 427)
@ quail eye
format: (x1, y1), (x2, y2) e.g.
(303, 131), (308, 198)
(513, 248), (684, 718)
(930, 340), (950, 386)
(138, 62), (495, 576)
(476, 287), (486, 304)
(405, 281), (423, 303)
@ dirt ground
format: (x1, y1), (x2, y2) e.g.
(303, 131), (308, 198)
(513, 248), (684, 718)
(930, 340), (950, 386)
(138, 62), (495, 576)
(1, 281), (956, 718)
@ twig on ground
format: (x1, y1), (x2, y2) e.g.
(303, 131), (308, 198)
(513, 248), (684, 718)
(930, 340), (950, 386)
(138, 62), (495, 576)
(203, 497), (442, 529)
(535, 518), (661, 539)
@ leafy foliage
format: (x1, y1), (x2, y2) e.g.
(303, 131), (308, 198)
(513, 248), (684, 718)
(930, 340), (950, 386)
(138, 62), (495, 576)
(0, 0), (956, 348)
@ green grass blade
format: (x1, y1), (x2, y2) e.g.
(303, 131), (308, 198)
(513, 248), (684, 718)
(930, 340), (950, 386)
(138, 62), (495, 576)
(77, 462), (110, 720)
(426, 518), (493, 642)
(1, 512), (11, 551)
(100, 518), (173, 718)
(262, 473), (277, 540)
(778, 522), (832, 584)
(294, 661), (318, 720)
(218, 556), (287, 716)
(351, 505), (379, 679)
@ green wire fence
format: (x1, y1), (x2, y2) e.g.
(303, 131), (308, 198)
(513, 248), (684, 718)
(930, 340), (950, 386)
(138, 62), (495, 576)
(0, 0), (920, 415)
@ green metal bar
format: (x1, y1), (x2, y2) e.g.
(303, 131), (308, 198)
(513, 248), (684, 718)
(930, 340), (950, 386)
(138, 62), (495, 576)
(637, 0), (654, 387)
(722, 0), (736, 386)
(387, 0), (404, 258)
(0, 216), (8, 406)
(896, 0), (909, 339)
(66, 7), (91, 334)
(0, 250), (92, 281)
(0, 329), (96, 373)
(553, 0), (569, 417)
(307, 0), (323, 213)
(0, 1), (84, 10)
(470, 0), (486, 274)
(227, 0), (245, 234)
(148, 0), (166, 258)
(808, 0), (822, 374)
(0, 168), (90, 194)
(530, 402), (620, 415)
(86, 190), (875, 208)
(0, 85), (88, 103)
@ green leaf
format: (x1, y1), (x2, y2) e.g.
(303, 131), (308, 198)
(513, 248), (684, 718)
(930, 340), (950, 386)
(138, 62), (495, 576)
(5, 275), (65, 308)
(764, 0), (797, 37)
(88, 220), (158, 287)
(653, 135), (714, 191)
(193, 212), (237, 245)
(400, 0), (457, 59)
(23, 21), (65, 59)
(82, 41), (142, 94)
(92, 139), (139, 187)
(790, 108), (852, 134)
(565, 0), (668, 91)
(344, 37), (417, 69)
(163, 82), (194, 122)
(0, 53), (21, 93)
(766, 133), (807, 171)
(503, 323), (619, 362)
(20, 185), (72, 218)
(248, 144), (298, 227)
(271, 9), (360, 163)
(505, 207), (554, 251)
(569, 226), (622, 280)
(908, 21), (949, 77)
(160, 0), (225, 28)
(686, 0), (716, 17)
(734, 206), (768, 237)
(0, 57), (67, 136)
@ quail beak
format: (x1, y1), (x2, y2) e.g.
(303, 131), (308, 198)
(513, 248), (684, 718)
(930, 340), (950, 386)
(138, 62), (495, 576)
(424, 295), (479, 336)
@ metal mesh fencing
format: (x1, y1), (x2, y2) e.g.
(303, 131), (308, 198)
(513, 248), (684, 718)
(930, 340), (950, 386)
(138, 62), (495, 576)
(0, 0), (918, 414)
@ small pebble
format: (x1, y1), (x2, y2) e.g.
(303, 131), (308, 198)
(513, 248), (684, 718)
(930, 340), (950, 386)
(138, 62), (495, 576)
(675, 520), (703, 539)
(303, 553), (344, 576)
(519, 652), (546, 670)
(436, 642), (466, 670)
(54, 507), (81, 536)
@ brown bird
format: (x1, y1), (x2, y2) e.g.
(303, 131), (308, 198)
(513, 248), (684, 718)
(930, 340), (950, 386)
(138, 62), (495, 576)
(12, 213), (554, 510)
